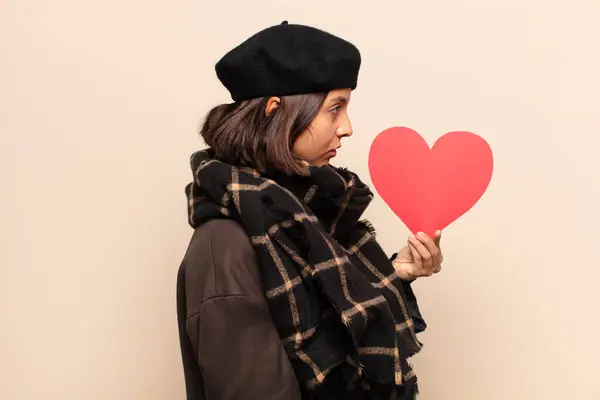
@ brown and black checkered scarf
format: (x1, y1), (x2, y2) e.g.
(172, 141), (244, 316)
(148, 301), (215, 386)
(185, 149), (423, 399)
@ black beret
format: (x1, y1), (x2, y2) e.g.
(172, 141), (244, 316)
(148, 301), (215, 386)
(215, 21), (361, 102)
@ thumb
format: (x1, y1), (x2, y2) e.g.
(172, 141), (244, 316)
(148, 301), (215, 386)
(434, 230), (442, 248)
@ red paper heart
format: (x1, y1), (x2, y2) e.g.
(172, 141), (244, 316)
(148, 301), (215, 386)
(368, 127), (493, 236)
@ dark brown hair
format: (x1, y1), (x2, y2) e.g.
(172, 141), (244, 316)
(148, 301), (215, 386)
(199, 92), (328, 176)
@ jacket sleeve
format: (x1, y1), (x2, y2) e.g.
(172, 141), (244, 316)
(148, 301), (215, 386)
(390, 253), (427, 334)
(184, 220), (302, 400)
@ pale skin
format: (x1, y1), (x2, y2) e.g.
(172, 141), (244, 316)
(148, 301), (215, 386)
(265, 89), (443, 280)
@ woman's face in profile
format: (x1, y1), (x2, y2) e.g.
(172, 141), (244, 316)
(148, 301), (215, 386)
(292, 88), (353, 167)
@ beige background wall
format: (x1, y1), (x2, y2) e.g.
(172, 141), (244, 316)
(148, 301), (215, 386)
(2, 1), (599, 399)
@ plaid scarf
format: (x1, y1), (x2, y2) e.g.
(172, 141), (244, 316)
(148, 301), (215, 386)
(185, 149), (423, 399)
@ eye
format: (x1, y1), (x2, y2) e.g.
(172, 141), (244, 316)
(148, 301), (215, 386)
(330, 105), (340, 114)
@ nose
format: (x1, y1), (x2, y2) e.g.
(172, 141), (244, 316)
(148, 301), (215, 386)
(336, 115), (353, 138)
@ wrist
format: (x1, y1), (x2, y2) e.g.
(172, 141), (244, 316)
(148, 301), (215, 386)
(394, 262), (416, 281)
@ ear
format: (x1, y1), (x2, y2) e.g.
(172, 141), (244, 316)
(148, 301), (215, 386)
(265, 96), (281, 117)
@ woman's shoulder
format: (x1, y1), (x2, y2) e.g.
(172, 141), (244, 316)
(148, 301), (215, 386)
(181, 218), (263, 302)
(192, 218), (253, 252)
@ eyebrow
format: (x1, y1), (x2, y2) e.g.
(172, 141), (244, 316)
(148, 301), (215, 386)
(328, 96), (348, 105)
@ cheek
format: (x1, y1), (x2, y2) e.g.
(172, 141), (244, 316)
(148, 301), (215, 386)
(292, 117), (336, 159)
(307, 120), (335, 146)
(291, 133), (308, 154)
(293, 132), (319, 156)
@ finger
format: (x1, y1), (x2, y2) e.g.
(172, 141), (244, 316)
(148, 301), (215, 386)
(415, 232), (438, 254)
(409, 243), (432, 277)
(407, 240), (422, 267)
(412, 233), (436, 268)
(433, 230), (443, 265)
(420, 231), (442, 267)
(409, 235), (432, 271)
(434, 230), (442, 248)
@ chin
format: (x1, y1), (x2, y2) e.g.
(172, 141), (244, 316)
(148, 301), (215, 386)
(306, 158), (331, 168)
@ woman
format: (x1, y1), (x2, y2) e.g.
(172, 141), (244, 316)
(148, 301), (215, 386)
(176, 21), (443, 400)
